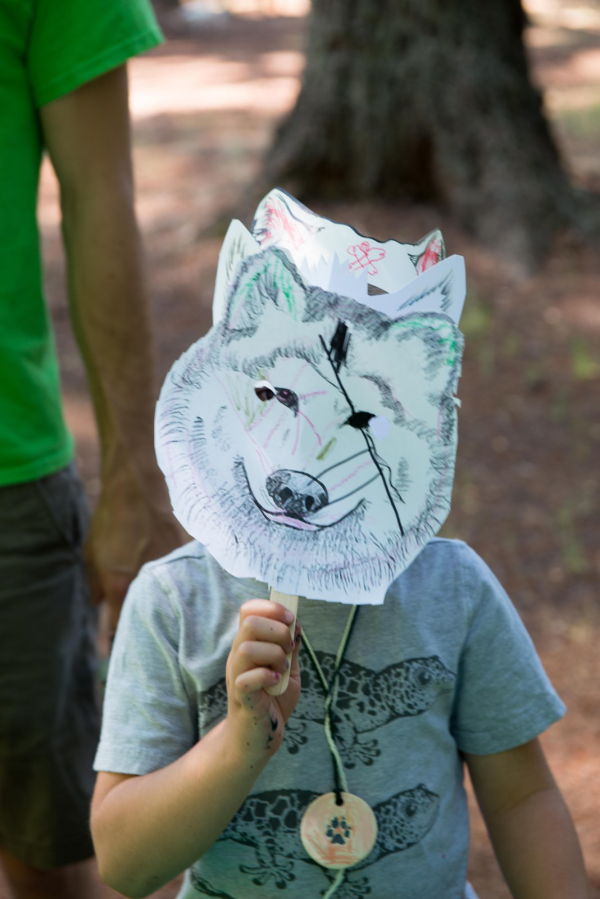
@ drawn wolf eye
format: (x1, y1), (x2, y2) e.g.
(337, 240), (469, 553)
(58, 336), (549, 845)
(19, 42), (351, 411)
(345, 411), (374, 430)
(344, 411), (391, 439)
(255, 380), (275, 402)
(274, 388), (299, 415)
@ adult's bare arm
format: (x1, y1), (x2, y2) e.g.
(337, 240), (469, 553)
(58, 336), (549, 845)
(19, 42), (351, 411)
(465, 738), (589, 899)
(40, 66), (184, 630)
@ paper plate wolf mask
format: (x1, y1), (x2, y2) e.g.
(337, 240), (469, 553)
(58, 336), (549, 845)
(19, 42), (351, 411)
(156, 189), (466, 604)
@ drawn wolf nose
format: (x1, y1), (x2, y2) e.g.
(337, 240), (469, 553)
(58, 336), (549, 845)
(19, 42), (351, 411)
(266, 470), (329, 517)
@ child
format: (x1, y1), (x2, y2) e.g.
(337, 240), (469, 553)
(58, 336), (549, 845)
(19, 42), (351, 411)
(91, 197), (589, 899)
(91, 544), (589, 899)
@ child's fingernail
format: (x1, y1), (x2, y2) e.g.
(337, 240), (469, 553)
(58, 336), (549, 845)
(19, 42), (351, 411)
(284, 610), (294, 623)
(273, 671), (281, 680)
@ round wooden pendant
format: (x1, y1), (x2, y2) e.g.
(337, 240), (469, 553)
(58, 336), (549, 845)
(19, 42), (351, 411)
(300, 792), (378, 869)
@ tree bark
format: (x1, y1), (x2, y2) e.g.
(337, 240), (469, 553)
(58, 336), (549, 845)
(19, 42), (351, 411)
(267, 0), (593, 265)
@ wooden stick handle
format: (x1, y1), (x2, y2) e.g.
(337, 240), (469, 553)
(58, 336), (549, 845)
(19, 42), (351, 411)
(264, 589), (299, 696)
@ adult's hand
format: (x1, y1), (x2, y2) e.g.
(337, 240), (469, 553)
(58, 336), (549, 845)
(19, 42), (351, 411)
(85, 472), (186, 634)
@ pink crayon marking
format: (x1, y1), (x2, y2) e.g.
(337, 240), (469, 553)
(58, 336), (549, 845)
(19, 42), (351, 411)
(330, 458), (372, 493)
(417, 236), (443, 273)
(213, 372), (272, 477)
(268, 514), (318, 530)
(263, 409), (286, 451)
(298, 390), (328, 401)
(291, 411), (301, 457)
(347, 241), (386, 276)
(265, 199), (306, 250)
(388, 388), (437, 439)
(248, 398), (277, 432)
(287, 361), (324, 455)
(298, 417), (340, 471)
(296, 410), (323, 447)
(290, 360), (309, 387)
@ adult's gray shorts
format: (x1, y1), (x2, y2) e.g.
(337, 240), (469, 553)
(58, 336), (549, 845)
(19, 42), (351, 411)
(0, 463), (100, 869)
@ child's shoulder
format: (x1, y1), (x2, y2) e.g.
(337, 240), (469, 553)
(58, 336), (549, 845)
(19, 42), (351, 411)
(392, 536), (510, 621)
(142, 539), (208, 574)
(408, 536), (494, 584)
(123, 541), (212, 617)
(130, 540), (268, 618)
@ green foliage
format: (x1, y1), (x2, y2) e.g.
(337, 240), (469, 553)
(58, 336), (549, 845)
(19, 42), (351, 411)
(569, 338), (600, 380)
(460, 290), (492, 339)
(502, 332), (522, 358)
(460, 290), (495, 375)
(550, 385), (570, 424)
(557, 93), (600, 139)
(555, 500), (589, 575)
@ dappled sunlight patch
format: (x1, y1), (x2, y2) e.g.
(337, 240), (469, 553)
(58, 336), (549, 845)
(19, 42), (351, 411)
(129, 59), (301, 118)
(219, 0), (309, 16)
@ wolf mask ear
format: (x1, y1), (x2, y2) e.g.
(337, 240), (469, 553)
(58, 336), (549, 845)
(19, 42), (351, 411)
(408, 229), (446, 273)
(365, 255), (466, 326)
(251, 188), (323, 253)
(222, 246), (311, 337)
(253, 190), (453, 299)
(213, 220), (261, 325)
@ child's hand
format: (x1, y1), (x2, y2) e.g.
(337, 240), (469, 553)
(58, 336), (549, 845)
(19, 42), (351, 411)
(225, 600), (301, 761)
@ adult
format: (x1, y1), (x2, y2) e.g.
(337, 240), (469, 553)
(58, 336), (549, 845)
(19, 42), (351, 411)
(0, 2), (183, 897)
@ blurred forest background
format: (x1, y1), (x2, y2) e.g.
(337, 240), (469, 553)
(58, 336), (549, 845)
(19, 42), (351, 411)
(25, 0), (600, 896)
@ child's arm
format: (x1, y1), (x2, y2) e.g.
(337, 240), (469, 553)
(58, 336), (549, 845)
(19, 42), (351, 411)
(465, 738), (589, 899)
(91, 600), (302, 899)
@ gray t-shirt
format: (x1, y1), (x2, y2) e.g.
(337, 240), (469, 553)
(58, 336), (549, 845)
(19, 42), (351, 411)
(95, 538), (565, 899)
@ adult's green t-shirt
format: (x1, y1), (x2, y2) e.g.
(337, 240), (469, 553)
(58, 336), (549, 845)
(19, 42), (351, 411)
(0, 0), (162, 486)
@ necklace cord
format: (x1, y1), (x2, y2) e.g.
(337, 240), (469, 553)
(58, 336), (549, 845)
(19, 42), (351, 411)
(299, 606), (361, 899)
(300, 605), (359, 804)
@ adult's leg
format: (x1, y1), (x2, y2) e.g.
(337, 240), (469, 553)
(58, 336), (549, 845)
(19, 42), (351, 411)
(0, 466), (101, 899)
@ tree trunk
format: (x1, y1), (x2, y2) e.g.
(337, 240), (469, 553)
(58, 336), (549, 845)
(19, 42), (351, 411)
(267, 0), (592, 265)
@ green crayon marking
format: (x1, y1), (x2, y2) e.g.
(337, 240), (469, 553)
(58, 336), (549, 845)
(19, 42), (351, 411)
(316, 438), (337, 462)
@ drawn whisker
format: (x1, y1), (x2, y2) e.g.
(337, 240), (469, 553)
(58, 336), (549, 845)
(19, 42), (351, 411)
(327, 475), (379, 506)
(315, 448), (370, 480)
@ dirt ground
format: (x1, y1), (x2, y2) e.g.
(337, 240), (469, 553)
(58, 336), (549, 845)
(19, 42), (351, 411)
(8, 1), (598, 897)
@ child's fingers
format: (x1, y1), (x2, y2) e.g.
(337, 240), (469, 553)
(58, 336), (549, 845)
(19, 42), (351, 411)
(232, 638), (289, 680)
(239, 598), (294, 628)
(237, 613), (293, 649)
(235, 667), (282, 698)
(233, 601), (293, 647)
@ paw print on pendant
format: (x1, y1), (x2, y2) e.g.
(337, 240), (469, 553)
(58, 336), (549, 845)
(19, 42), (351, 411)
(300, 792), (378, 870)
(326, 813), (352, 845)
